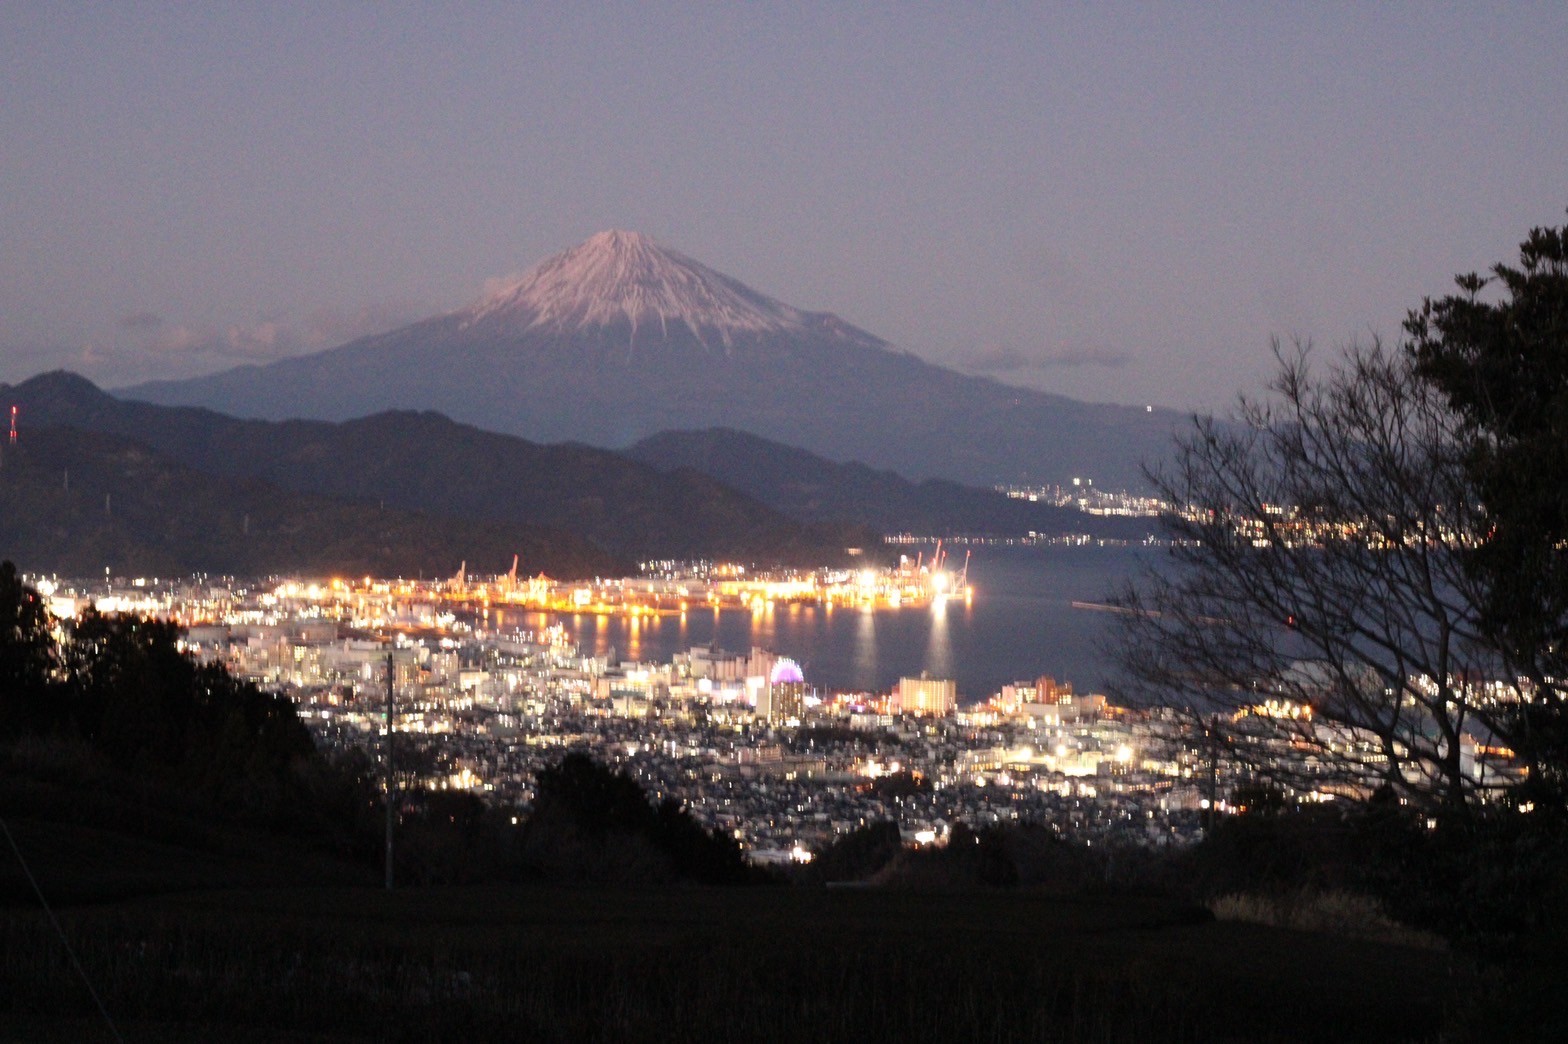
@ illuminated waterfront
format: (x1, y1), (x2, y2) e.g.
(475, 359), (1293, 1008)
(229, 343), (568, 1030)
(488, 546), (1152, 700)
(35, 546), (1153, 703)
(21, 544), (1522, 859)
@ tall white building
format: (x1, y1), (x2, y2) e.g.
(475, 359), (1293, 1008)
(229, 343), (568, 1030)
(892, 673), (956, 716)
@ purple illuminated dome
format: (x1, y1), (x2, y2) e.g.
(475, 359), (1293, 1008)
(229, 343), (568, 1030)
(770, 658), (804, 685)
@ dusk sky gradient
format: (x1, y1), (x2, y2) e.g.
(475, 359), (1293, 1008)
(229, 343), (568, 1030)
(4, 3), (1565, 410)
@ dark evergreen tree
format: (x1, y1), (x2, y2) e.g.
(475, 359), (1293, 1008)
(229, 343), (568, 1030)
(649, 796), (751, 884)
(0, 561), (58, 735)
(61, 607), (314, 819)
(530, 751), (661, 836)
(1407, 216), (1568, 810)
(65, 609), (200, 768)
(804, 820), (904, 884)
(520, 753), (753, 884)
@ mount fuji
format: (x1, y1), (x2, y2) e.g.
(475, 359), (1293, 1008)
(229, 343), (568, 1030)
(124, 231), (1178, 487)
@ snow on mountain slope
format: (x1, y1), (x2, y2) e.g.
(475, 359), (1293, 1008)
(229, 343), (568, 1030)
(457, 230), (886, 353)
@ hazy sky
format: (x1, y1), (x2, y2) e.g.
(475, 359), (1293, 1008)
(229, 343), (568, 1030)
(4, 3), (1565, 410)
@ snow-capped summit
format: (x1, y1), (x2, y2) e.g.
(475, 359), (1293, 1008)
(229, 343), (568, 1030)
(458, 230), (875, 352)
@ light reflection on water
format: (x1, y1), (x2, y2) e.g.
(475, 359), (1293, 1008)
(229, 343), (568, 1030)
(924, 597), (952, 683)
(490, 547), (1152, 701)
(852, 607), (877, 692)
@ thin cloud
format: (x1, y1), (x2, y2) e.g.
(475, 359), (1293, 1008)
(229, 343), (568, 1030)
(134, 322), (296, 363)
(104, 318), (311, 383)
(112, 298), (421, 374)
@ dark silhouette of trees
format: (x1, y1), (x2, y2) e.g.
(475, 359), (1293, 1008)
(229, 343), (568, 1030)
(867, 769), (930, 799)
(67, 609), (205, 768)
(804, 821), (904, 884)
(395, 789), (514, 885)
(531, 751), (661, 836)
(1113, 218), (1568, 950)
(0, 560), (58, 735)
(1, 564), (316, 825)
(61, 607), (314, 817)
(940, 822), (1019, 886)
(1407, 216), (1568, 811)
(869, 822), (1018, 888)
(519, 753), (753, 884)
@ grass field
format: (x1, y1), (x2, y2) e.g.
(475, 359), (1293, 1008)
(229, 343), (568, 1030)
(2, 858), (1459, 1043)
(1, 761), (1466, 1043)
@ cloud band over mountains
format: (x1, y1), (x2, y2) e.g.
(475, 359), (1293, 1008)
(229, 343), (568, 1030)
(91, 302), (423, 383)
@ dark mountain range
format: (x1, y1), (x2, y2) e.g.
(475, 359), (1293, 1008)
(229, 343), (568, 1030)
(1, 372), (869, 566)
(123, 230), (1181, 489)
(628, 428), (1162, 541)
(0, 426), (622, 578)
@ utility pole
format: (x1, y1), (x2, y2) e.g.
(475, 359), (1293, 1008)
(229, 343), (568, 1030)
(384, 651), (395, 891)
(1205, 714), (1219, 834)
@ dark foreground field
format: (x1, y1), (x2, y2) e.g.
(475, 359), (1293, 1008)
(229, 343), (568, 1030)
(1, 836), (1457, 1043)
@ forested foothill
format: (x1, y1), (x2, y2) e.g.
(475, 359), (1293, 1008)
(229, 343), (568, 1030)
(1, 561), (315, 818)
(0, 560), (375, 888)
(0, 373), (872, 571)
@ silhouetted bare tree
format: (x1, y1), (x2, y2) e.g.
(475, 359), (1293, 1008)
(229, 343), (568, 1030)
(1113, 339), (1509, 820)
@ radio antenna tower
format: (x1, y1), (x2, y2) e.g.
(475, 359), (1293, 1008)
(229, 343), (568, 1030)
(8, 406), (16, 445)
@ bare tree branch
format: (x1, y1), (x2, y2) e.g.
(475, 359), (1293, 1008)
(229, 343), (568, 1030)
(1111, 339), (1515, 817)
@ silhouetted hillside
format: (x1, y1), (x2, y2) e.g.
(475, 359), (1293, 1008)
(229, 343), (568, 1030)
(0, 425), (622, 578)
(629, 427), (1162, 540)
(2, 372), (871, 566)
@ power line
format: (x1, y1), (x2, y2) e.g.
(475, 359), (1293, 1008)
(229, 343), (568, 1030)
(0, 814), (124, 1043)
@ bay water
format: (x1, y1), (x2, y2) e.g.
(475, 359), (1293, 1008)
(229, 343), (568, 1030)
(492, 545), (1161, 702)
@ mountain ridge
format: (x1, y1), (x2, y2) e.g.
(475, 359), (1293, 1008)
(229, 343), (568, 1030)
(2, 372), (873, 567)
(0, 424), (624, 578)
(628, 427), (1161, 541)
